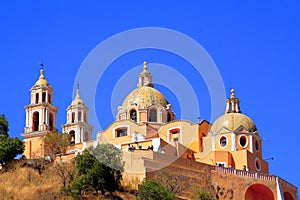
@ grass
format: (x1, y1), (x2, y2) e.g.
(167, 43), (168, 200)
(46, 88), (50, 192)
(0, 161), (136, 200)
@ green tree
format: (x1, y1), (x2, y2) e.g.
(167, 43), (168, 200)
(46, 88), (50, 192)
(90, 143), (123, 171)
(62, 144), (123, 197)
(43, 131), (70, 161)
(137, 179), (175, 200)
(0, 114), (24, 168)
(0, 114), (9, 137)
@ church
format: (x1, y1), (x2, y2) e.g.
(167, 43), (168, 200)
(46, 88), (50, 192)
(21, 62), (298, 200)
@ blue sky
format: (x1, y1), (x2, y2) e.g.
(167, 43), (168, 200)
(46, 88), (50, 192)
(1, 1), (300, 188)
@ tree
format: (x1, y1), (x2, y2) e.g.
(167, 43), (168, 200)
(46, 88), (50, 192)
(62, 144), (124, 197)
(43, 131), (70, 161)
(137, 179), (175, 200)
(192, 189), (214, 200)
(90, 143), (123, 171)
(0, 114), (24, 168)
(0, 114), (9, 137)
(54, 160), (76, 187)
(0, 136), (24, 167)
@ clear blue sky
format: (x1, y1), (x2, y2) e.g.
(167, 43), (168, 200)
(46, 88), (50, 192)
(1, 1), (300, 188)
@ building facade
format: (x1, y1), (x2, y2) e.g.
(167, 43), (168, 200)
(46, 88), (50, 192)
(22, 63), (298, 200)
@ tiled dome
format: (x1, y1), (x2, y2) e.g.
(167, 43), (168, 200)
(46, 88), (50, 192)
(122, 86), (168, 109)
(210, 113), (257, 134)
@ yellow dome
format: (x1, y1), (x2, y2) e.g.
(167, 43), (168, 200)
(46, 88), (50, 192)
(210, 113), (257, 135)
(71, 89), (85, 106)
(35, 69), (49, 86)
(122, 86), (168, 109)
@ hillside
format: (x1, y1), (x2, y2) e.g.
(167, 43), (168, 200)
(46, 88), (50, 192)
(0, 162), (136, 200)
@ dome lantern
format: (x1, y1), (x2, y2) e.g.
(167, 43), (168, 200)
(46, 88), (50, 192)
(137, 61), (153, 88)
(225, 89), (241, 113)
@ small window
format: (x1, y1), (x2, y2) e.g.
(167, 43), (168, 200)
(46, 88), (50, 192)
(172, 131), (179, 142)
(33, 111), (39, 131)
(239, 135), (247, 147)
(71, 112), (75, 123)
(116, 128), (127, 137)
(48, 94), (51, 103)
(149, 109), (157, 122)
(78, 111), (82, 122)
(255, 140), (259, 152)
(141, 77), (144, 85)
(49, 112), (53, 129)
(130, 109), (137, 122)
(42, 92), (46, 102)
(35, 93), (39, 104)
(84, 113), (87, 123)
(255, 158), (261, 171)
(220, 136), (227, 147)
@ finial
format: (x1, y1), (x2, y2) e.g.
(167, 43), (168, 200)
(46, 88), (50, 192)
(143, 61), (148, 71)
(76, 82), (80, 98)
(39, 63), (45, 79)
(230, 89), (235, 99)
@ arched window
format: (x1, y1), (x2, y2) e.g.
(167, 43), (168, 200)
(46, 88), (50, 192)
(78, 111), (82, 122)
(49, 112), (53, 130)
(84, 113), (87, 123)
(71, 112), (75, 123)
(48, 94), (51, 103)
(149, 109), (157, 122)
(33, 112), (39, 131)
(35, 93), (39, 104)
(69, 130), (75, 144)
(42, 92), (46, 102)
(141, 77), (144, 85)
(130, 109), (137, 122)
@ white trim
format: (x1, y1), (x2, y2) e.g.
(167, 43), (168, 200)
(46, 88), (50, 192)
(219, 135), (228, 149)
(112, 124), (130, 139)
(167, 126), (182, 143)
(231, 133), (236, 151)
(249, 135), (253, 153)
(238, 134), (248, 149)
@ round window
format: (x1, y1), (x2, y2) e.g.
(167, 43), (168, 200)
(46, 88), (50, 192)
(239, 135), (247, 148)
(220, 136), (227, 147)
(255, 140), (259, 151)
(255, 158), (261, 171)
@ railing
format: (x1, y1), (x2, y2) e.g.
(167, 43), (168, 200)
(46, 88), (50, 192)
(213, 166), (298, 192)
(214, 166), (276, 181)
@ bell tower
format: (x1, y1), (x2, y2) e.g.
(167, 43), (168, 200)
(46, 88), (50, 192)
(22, 66), (58, 159)
(62, 85), (93, 144)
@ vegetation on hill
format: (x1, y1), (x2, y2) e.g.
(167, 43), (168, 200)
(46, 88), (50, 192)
(137, 179), (175, 200)
(0, 114), (24, 169)
(62, 144), (124, 198)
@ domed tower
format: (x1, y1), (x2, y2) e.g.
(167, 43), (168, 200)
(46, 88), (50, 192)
(206, 89), (268, 173)
(62, 86), (93, 144)
(22, 67), (58, 158)
(117, 62), (175, 124)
